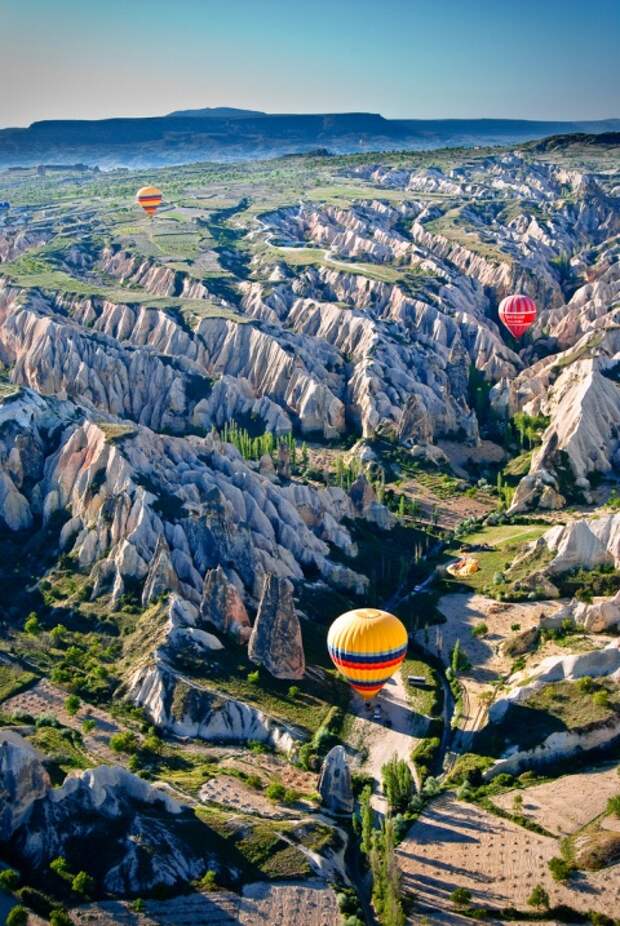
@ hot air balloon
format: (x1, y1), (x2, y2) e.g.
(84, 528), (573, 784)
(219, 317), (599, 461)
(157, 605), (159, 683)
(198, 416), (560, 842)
(136, 186), (162, 218)
(498, 293), (537, 339)
(327, 607), (408, 700)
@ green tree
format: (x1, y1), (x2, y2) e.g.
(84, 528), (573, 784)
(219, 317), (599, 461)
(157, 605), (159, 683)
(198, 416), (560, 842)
(64, 694), (80, 716)
(109, 731), (138, 754)
(50, 909), (73, 926)
(0, 869), (19, 891)
(512, 793), (524, 815)
(381, 754), (414, 815)
(24, 613), (40, 635)
(71, 871), (95, 897)
(606, 794), (620, 818)
(359, 785), (374, 857)
(527, 884), (549, 910)
(548, 856), (572, 882)
(450, 887), (472, 908)
(50, 857), (71, 880)
(6, 906), (28, 926)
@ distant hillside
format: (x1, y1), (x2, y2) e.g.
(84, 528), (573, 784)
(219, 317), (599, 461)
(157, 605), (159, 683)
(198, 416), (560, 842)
(0, 109), (618, 169)
(166, 106), (267, 119)
(529, 131), (620, 151)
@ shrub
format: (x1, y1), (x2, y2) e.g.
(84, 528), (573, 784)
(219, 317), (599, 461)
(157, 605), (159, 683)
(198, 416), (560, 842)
(24, 613), (40, 635)
(50, 909), (73, 926)
(50, 857), (71, 880)
(64, 694), (80, 716)
(0, 869), (20, 890)
(131, 899), (145, 912)
(6, 906), (28, 926)
(577, 676), (595, 693)
(198, 870), (219, 892)
(71, 871), (94, 897)
(109, 731), (138, 754)
(472, 622), (488, 637)
(606, 794), (620, 818)
(81, 718), (96, 733)
(247, 670), (260, 685)
(450, 887), (472, 907)
(527, 884), (549, 909)
(287, 685), (299, 699)
(593, 690), (610, 708)
(548, 855), (572, 882)
(266, 782), (286, 801)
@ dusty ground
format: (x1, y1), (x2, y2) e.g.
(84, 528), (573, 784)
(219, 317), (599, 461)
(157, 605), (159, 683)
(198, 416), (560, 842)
(398, 794), (620, 924)
(70, 880), (340, 925)
(427, 594), (564, 739)
(348, 670), (422, 812)
(3, 678), (123, 763)
(199, 774), (293, 819)
(493, 763), (620, 836)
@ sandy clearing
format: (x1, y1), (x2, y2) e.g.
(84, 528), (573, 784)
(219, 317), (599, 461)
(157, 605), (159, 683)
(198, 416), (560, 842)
(493, 763), (620, 836)
(398, 794), (620, 923)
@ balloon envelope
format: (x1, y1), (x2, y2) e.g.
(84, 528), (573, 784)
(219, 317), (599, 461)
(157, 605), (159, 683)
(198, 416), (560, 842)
(327, 607), (407, 700)
(498, 294), (537, 338)
(136, 185), (162, 217)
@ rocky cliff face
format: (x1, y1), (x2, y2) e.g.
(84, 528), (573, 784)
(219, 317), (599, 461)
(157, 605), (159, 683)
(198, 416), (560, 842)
(0, 388), (369, 607)
(539, 512), (620, 573)
(1, 736), (222, 896)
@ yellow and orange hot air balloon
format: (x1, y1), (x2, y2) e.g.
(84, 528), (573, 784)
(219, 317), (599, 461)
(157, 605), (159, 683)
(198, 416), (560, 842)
(136, 185), (162, 218)
(327, 607), (408, 700)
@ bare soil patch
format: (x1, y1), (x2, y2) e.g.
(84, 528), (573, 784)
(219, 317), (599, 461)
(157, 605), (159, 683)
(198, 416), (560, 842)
(70, 880), (340, 925)
(398, 794), (620, 922)
(3, 679), (122, 763)
(493, 763), (620, 836)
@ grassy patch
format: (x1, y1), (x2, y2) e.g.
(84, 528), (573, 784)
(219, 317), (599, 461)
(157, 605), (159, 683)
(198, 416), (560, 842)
(478, 678), (620, 755)
(0, 664), (38, 702)
(194, 807), (312, 880)
(440, 523), (549, 597)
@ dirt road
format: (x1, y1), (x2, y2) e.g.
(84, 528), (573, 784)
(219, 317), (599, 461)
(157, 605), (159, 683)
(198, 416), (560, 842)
(353, 669), (421, 813)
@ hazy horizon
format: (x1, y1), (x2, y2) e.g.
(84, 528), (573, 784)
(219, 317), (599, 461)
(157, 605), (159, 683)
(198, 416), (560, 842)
(2, 0), (619, 129)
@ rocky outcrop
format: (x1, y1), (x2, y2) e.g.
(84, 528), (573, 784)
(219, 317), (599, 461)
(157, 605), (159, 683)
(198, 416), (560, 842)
(0, 389), (368, 609)
(0, 731), (50, 834)
(1, 738), (221, 896)
(248, 575), (305, 679)
(126, 662), (300, 753)
(201, 565), (251, 642)
(490, 640), (620, 722)
(318, 745), (354, 816)
(539, 512), (620, 574)
(562, 590), (620, 632)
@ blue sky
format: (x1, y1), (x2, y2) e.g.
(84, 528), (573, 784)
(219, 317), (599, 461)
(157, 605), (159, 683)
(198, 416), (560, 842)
(1, 0), (618, 126)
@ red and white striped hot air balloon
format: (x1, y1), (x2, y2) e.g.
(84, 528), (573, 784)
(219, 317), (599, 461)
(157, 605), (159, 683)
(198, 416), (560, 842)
(498, 294), (537, 339)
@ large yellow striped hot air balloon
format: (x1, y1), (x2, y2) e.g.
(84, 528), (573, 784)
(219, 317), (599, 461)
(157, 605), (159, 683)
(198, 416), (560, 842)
(136, 185), (162, 217)
(327, 607), (407, 700)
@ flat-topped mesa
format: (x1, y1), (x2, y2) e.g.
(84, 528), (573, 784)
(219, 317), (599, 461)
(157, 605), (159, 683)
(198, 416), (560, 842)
(248, 574), (305, 680)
